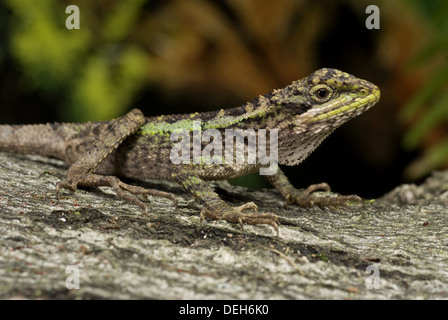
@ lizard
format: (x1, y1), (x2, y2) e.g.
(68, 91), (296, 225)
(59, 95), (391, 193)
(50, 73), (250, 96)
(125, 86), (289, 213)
(0, 68), (380, 235)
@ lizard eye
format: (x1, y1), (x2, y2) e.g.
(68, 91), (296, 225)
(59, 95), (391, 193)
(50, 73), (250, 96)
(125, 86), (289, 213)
(317, 88), (329, 98)
(310, 84), (333, 103)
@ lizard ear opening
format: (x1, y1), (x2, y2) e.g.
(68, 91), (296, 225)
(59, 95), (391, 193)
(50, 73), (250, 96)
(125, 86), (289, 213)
(279, 100), (311, 115)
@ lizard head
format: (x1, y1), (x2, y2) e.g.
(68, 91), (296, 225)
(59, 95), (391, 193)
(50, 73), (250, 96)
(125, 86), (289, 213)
(276, 68), (380, 130)
(271, 68), (380, 165)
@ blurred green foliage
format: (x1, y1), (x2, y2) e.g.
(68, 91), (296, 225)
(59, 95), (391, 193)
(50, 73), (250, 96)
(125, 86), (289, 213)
(400, 0), (448, 179)
(7, 0), (89, 91)
(6, 0), (148, 121)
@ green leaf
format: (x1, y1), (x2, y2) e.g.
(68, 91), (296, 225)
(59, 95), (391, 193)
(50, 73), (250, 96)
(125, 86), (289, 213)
(403, 92), (448, 149)
(404, 136), (448, 180)
(399, 64), (448, 122)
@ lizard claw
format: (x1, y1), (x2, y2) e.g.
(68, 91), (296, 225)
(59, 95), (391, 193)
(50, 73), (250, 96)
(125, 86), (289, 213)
(280, 182), (364, 208)
(56, 182), (61, 201)
(200, 202), (279, 236)
(55, 179), (77, 202)
(288, 190), (363, 208)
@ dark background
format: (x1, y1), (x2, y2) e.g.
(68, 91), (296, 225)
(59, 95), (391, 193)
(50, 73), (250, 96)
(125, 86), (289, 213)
(1, 0), (447, 199)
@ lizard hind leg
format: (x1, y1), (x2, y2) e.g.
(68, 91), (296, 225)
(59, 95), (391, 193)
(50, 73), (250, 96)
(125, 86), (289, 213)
(56, 174), (177, 212)
(56, 108), (176, 212)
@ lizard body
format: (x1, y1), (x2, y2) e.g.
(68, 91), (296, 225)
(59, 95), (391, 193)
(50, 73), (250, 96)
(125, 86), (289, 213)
(0, 68), (380, 234)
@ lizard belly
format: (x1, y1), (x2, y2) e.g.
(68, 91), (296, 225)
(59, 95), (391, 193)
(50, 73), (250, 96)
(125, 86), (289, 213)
(95, 147), (260, 182)
(192, 163), (260, 181)
(94, 139), (174, 180)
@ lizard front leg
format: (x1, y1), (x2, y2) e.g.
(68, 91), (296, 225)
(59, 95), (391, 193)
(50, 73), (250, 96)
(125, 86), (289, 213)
(172, 166), (279, 235)
(265, 168), (362, 207)
(56, 109), (177, 211)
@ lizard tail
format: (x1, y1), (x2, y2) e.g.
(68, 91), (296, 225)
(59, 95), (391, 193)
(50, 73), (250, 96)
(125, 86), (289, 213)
(0, 124), (67, 160)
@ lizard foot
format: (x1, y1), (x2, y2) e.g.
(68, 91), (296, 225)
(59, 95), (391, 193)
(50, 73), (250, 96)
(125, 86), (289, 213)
(285, 182), (362, 208)
(56, 174), (177, 212)
(199, 202), (279, 235)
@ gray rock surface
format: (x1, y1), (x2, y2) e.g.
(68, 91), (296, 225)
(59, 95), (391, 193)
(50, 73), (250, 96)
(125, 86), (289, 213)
(1, 152), (447, 299)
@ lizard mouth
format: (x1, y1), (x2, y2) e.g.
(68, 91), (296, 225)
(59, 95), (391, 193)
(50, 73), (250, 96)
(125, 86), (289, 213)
(304, 85), (380, 125)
